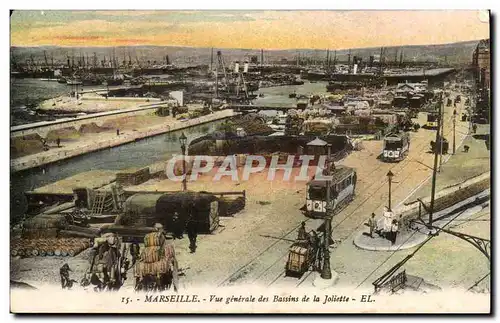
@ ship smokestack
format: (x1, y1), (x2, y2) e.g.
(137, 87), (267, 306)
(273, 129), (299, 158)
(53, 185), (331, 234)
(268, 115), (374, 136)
(234, 61), (240, 73)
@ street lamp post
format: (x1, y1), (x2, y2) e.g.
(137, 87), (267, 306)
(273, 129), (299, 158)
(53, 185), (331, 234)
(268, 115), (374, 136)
(179, 132), (188, 191)
(438, 97), (444, 172)
(429, 96), (443, 227)
(453, 109), (457, 155)
(387, 170), (394, 210)
(320, 143), (333, 280)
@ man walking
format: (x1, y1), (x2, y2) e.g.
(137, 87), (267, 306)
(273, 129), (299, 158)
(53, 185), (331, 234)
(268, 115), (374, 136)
(186, 216), (198, 253)
(397, 215), (404, 233)
(129, 242), (140, 265)
(310, 230), (321, 271)
(390, 219), (399, 245)
(297, 221), (308, 241)
(172, 212), (183, 239)
(59, 263), (75, 289)
(367, 213), (376, 238)
(383, 206), (393, 240)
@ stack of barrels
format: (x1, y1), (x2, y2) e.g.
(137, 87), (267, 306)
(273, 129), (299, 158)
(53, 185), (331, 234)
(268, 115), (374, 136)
(22, 214), (67, 239)
(134, 232), (175, 278)
(11, 238), (91, 258)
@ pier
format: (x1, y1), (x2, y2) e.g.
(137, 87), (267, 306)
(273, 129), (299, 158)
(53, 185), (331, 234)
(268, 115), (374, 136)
(11, 109), (237, 173)
(384, 68), (456, 85)
(228, 105), (299, 112)
(11, 102), (171, 138)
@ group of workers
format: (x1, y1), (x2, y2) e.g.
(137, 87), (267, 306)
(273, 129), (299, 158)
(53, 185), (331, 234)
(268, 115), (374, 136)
(59, 212), (199, 290)
(296, 221), (323, 271)
(366, 207), (403, 245)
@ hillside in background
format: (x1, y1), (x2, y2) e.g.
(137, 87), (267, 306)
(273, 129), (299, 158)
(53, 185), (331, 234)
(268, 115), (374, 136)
(11, 39), (484, 67)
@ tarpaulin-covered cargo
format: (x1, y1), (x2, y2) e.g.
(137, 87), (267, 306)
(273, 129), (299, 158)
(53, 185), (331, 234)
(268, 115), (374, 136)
(188, 134), (350, 156)
(119, 192), (219, 234)
(372, 114), (399, 125)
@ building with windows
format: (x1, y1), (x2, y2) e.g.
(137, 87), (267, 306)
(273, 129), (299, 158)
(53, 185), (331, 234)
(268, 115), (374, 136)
(472, 39), (490, 91)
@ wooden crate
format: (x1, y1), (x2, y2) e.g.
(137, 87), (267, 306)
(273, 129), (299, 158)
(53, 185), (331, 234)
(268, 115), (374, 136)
(116, 167), (151, 186)
(287, 245), (309, 272)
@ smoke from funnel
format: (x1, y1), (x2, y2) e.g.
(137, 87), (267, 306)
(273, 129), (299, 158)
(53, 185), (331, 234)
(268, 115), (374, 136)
(234, 62), (240, 73)
(243, 62), (249, 73)
(353, 64), (358, 74)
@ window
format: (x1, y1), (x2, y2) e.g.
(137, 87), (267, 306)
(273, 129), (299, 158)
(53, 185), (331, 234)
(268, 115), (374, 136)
(308, 186), (326, 200)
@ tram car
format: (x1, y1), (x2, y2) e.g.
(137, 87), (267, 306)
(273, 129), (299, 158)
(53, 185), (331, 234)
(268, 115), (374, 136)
(304, 166), (357, 219)
(382, 132), (410, 162)
(425, 111), (439, 129)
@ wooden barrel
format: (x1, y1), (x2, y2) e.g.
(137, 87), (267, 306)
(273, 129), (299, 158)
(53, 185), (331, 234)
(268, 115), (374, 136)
(60, 248), (68, 257)
(31, 249), (39, 257)
(54, 249), (61, 256)
(46, 249), (54, 256)
(154, 258), (171, 275)
(11, 249), (18, 257)
(140, 246), (163, 263)
(144, 232), (165, 247)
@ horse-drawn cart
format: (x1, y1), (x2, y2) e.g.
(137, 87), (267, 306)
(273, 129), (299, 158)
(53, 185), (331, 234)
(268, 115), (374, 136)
(133, 231), (179, 292)
(285, 234), (320, 277)
(430, 137), (449, 154)
(81, 233), (129, 291)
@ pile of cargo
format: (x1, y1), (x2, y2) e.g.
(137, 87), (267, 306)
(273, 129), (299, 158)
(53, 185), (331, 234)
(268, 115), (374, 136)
(231, 114), (274, 136)
(134, 232), (176, 277)
(11, 237), (91, 258)
(218, 195), (246, 217)
(116, 167), (151, 186)
(22, 214), (68, 239)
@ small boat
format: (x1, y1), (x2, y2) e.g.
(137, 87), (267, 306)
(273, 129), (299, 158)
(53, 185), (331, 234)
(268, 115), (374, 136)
(82, 78), (103, 86)
(57, 78), (67, 84)
(289, 92), (297, 98)
(66, 79), (82, 85)
(104, 78), (124, 86)
(259, 93), (265, 98)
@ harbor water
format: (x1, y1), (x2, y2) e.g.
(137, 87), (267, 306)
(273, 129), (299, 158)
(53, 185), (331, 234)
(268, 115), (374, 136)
(10, 120), (225, 223)
(10, 80), (329, 222)
(10, 78), (108, 126)
(255, 81), (329, 117)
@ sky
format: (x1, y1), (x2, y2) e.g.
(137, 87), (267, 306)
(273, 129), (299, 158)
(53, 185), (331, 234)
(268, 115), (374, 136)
(10, 10), (490, 50)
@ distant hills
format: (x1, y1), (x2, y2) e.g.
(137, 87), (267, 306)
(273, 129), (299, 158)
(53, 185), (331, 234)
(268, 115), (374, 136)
(11, 39), (484, 67)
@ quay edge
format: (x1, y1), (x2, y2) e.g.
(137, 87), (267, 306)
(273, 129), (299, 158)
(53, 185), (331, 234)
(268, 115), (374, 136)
(10, 109), (237, 173)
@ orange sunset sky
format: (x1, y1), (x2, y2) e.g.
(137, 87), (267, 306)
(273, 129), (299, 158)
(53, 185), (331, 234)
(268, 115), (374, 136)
(10, 10), (490, 49)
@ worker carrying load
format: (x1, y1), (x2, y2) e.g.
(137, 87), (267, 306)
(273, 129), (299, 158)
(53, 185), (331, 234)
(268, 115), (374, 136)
(81, 232), (128, 292)
(134, 223), (179, 292)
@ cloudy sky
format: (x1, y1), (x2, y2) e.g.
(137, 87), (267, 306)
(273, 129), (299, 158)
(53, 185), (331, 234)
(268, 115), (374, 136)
(10, 10), (490, 49)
